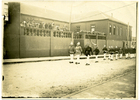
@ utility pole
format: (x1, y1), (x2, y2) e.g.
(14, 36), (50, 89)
(69, 2), (73, 42)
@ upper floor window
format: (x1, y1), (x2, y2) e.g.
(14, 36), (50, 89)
(76, 26), (80, 32)
(113, 26), (116, 35)
(109, 25), (112, 35)
(116, 27), (118, 35)
(91, 25), (95, 32)
(120, 28), (122, 36)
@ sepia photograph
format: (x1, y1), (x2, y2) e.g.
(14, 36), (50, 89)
(1, 0), (138, 99)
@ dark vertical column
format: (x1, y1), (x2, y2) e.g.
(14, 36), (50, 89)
(50, 30), (53, 57)
(4, 2), (20, 58)
(96, 33), (98, 46)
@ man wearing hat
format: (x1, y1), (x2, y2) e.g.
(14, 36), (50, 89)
(119, 47), (123, 59)
(75, 42), (82, 64)
(93, 46), (100, 63)
(102, 45), (108, 60)
(115, 46), (119, 60)
(68, 42), (75, 63)
(108, 46), (111, 59)
(84, 43), (93, 65)
(110, 46), (114, 61)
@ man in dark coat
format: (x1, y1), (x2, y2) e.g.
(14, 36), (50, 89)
(93, 46), (100, 63)
(108, 46), (111, 59)
(102, 45), (108, 60)
(68, 42), (75, 63)
(125, 47), (129, 59)
(85, 44), (93, 65)
(115, 46), (119, 60)
(110, 46), (114, 61)
(119, 47), (123, 59)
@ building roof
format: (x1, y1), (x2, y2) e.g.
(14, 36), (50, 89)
(71, 11), (128, 25)
(20, 3), (129, 26)
(20, 3), (70, 22)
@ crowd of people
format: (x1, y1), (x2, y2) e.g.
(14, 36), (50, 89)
(68, 42), (136, 65)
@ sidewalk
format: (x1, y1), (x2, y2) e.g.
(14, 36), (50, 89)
(3, 54), (106, 64)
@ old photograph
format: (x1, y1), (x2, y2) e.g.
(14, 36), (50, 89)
(2, 0), (138, 99)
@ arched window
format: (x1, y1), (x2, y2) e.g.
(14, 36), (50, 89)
(113, 26), (116, 35)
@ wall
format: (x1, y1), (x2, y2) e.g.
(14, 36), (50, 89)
(4, 2), (20, 58)
(84, 39), (106, 53)
(20, 26), (72, 58)
(20, 14), (69, 30)
(107, 40), (123, 48)
(19, 14), (72, 58)
(71, 20), (108, 34)
(52, 37), (72, 56)
(20, 27), (51, 58)
(107, 20), (129, 41)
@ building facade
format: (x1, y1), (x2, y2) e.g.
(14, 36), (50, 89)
(3, 2), (132, 59)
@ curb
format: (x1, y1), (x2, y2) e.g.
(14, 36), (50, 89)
(3, 55), (106, 64)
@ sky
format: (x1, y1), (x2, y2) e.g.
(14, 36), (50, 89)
(21, 1), (137, 37)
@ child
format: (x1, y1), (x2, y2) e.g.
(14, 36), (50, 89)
(68, 42), (75, 63)
(75, 42), (82, 64)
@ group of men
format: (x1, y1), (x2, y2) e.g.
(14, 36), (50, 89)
(68, 42), (100, 65)
(69, 41), (135, 65)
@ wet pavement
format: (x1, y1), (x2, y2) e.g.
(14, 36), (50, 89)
(2, 58), (136, 98)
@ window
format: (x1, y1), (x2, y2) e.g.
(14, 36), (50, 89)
(91, 25), (95, 32)
(116, 27), (118, 35)
(109, 25), (112, 35)
(126, 28), (127, 37)
(120, 28), (122, 36)
(113, 26), (116, 35)
(76, 26), (80, 32)
(118, 27), (119, 35)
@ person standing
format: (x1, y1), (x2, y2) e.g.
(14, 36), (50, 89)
(119, 47), (123, 59)
(108, 46), (111, 59)
(125, 47), (129, 59)
(93, 46), (100, 63)
(115, 46), (119, 60)
(85, 44), (93, 65)
(110, 46), (114, 61)
(102, 45), (108, 60)
(68, 42), (75, 63)
(75, 42), (82, 64)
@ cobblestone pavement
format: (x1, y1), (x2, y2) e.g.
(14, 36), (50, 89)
(2, 58), (136, 98)
(70, 69), (136, 99)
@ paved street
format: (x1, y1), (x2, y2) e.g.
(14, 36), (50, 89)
(70, 70), (136, 99)
(2, 58), (136, 98)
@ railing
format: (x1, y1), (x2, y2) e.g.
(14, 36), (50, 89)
(23, 27), (51, 37)
(53, 31), (72, 38)
(73, 33), (84, 39)
(22, 27), (72, 38)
